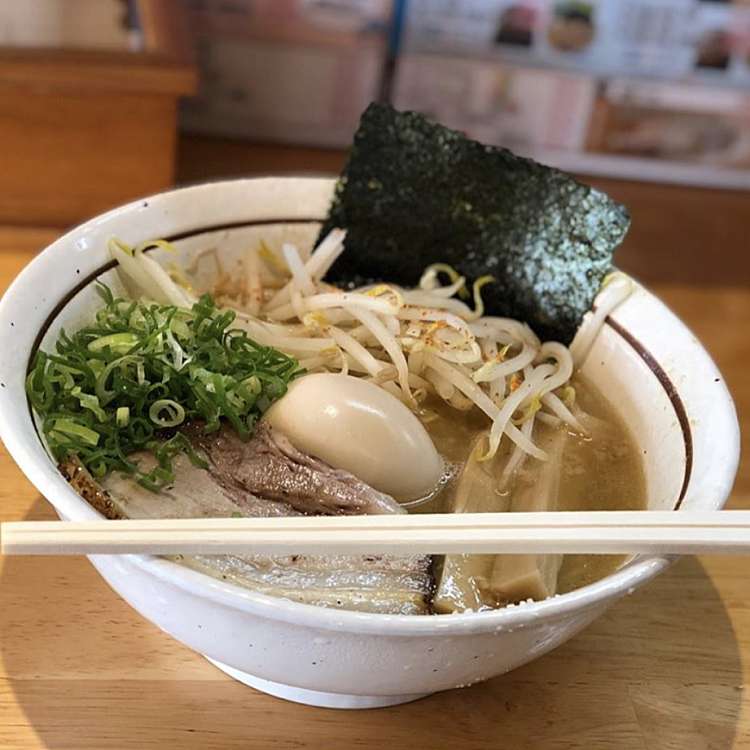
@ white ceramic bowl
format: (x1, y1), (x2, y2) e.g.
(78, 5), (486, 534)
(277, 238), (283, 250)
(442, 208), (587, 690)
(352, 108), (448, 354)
(0, 178), (740, 709)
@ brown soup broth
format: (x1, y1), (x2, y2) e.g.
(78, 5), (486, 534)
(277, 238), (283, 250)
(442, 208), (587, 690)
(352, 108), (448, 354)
(419, 375), (646, 599)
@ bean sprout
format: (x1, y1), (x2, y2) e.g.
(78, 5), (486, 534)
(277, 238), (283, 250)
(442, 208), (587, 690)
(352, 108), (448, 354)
(111, 228), (617, 482)
(570, 273), (633, 367)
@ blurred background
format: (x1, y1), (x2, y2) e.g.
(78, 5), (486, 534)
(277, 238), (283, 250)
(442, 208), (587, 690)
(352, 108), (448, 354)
(0, 0), (748, 284)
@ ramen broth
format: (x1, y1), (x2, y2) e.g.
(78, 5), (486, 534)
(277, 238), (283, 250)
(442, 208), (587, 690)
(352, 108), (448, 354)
(420, 374), (646, 611)
(39, 220), (644, 615)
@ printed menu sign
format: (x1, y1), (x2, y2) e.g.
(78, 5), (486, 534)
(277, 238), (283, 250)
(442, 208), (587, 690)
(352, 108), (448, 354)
(402, 0), (750, 89)
(395, 0), (750, 187)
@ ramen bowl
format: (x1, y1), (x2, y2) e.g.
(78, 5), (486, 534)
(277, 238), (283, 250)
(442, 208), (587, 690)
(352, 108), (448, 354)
(0, 178), (739, 709)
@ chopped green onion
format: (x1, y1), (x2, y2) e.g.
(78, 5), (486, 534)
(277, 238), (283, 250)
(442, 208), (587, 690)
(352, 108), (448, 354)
(52, 419), (100, 446)
(70, 387), (108, 422)
(149, 399), (185, 428)
(88, 332), (140, 354)
(27, 283), (303, 490)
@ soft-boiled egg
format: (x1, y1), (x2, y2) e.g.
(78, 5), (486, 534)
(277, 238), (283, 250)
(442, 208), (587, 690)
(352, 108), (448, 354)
(264, 373), (443, 502)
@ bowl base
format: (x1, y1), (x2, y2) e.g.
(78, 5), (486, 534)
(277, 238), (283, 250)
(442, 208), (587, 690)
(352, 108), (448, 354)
(205, 657), (433, 709)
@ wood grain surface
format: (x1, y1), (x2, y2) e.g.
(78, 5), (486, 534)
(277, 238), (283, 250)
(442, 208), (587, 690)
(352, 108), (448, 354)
(0, 1), (197, 227)
(0, 89), (180, 227)
(1, 168), (749, 748)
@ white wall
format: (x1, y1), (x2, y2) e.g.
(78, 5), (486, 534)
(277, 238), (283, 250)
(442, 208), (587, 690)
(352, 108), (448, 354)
(0, 0), (133, 50)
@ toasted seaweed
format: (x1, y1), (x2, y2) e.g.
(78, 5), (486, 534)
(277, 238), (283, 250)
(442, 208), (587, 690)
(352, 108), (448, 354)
(321, 103), (630, 344)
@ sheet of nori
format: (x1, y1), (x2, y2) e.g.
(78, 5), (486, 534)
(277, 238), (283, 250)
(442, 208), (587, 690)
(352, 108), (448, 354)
(320, 103), (630, 344)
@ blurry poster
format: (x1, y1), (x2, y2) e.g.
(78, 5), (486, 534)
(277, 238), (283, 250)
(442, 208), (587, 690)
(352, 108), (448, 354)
(401, 0), (750, 87)
(393, 53), (596, 151)
(179, 0), (750, 187)
(591, 79), (750, 170)
(395, 0), (750, 188)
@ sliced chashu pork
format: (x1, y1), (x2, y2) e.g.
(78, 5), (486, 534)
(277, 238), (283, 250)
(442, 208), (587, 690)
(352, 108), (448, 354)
(60, 423), (432, 615)
(183, 421), (404, 516)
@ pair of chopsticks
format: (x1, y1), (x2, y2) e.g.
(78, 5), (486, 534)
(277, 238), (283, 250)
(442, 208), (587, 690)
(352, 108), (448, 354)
(2, 511), (749, 556)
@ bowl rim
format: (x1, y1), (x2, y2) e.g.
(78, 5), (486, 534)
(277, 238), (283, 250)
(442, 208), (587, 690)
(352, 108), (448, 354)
(0, 177), (740, 637)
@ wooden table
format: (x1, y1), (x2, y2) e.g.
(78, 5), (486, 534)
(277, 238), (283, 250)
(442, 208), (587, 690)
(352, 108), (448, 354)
(1, 181), (749, 748)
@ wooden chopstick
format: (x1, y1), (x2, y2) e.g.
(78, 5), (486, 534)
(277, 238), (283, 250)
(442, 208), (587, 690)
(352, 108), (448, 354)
(2, 511), (750, 556)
